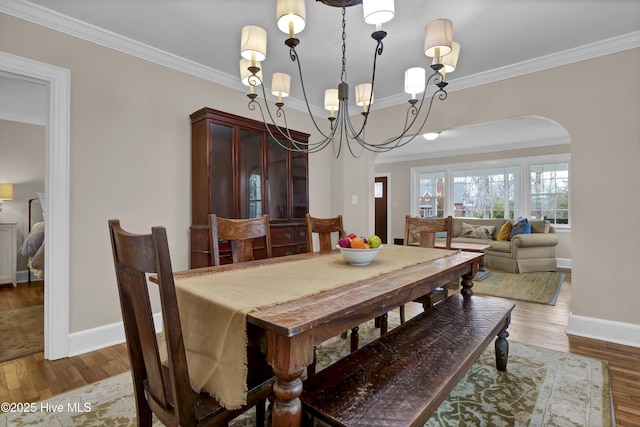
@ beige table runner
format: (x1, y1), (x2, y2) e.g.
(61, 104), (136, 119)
(173, 245), (454, 409)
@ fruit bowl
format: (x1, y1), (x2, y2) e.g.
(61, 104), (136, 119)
(337, 245), (383, 266)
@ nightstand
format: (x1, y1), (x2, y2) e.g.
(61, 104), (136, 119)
(0, 222), (17, 287)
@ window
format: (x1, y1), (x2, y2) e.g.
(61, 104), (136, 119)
(374, 182), (383, 198)
(248, 173), (262, 218)
(416, 172), (445, 218)
(411, 155), (570, 227)
(453, 167), (519, 219)
(529, 163), (569, 224)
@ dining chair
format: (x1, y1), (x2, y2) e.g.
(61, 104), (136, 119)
(305, 213), (362, 375)
(305, 213), (345, 253)
(209, 214), (273, 266)
(401, 215), (453, 323)
(108, 219), (274, 426)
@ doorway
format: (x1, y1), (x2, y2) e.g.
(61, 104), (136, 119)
(1, 51), (71, 360)
(374, 175), (389, 244)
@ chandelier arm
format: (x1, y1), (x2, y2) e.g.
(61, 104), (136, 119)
(250, 76), (320, 150)
(368, 86), (448, 153)
(288, 46), (337, 140)
(357, 71), (445, 151)
(392, 86), (448, 149)
(250, 96), (332, 153)
(346, 36), (384, 142)
(247, 70), (338, 153)
(332, 110), (346, 158)
(374, 71), (440, 147)
(249, 99), (310, 152)
(346, 119), (366, 158)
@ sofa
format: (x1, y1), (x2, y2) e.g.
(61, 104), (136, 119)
(438, 217), (559, 273)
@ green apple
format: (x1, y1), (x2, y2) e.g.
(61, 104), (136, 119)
(368, 235), (382, 248)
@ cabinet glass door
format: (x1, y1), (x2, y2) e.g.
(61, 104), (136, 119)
(291, 150), (308, 219)
(268, 138), (288, 220)
(240, 129), (264, 218)
(210, 123), (233, 218)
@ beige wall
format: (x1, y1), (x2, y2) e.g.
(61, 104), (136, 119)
(0, 13), (330, 333)
(0, 119), (45, 270)
(2, 12), (638, 345)
(348, 50), (640, 331)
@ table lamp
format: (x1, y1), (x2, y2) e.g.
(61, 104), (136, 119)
(0, 183), (14, 214)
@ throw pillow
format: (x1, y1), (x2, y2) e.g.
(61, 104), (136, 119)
(459, 222), (495, 240)
(497, 221), (513, 241)
(510, 217), (531, 239)
(529, 220), (550, 234)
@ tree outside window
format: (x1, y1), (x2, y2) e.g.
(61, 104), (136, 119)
(530, 163), (569, 225)
(454, 167), (519, 219)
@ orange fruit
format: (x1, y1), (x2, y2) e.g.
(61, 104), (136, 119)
(350, 237), (366, 249)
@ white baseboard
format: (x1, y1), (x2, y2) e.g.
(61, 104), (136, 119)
(567, 313), (640, 348)
(556, 258), (571, 269)
(68, 312), (163, 357)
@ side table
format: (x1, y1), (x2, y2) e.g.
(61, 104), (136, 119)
(0, 222), (18, 287)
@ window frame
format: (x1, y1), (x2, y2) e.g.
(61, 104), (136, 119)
(410, 153), (571, 230)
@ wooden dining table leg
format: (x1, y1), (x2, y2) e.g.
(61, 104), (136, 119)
(266, 331), (314, 427)
(460, 261), (478, 298)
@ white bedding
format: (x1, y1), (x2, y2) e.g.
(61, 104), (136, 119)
(20, 221), (44, 277)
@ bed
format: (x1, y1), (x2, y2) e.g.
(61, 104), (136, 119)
(19, 195), (45, 281)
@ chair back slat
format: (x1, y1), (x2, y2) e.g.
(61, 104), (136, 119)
(305, 214), (345, 253)
(209, 214), (273, 266)
(404, 215), (453, 249)
(108, 219), (196, 425)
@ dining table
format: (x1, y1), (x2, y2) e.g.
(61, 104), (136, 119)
(168, 244), (483, 427)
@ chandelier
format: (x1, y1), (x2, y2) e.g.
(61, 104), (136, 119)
(240, 0), (460, 157)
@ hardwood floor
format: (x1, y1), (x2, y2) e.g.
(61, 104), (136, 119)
(1, 274), (639, 425)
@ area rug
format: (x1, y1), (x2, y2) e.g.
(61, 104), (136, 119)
(471, 270), (566, 305)
(0, 311), (611, 427)
(0, 305), (44, 362)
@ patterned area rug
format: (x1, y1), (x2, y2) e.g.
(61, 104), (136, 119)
(0, 305), (44, 362)
(471, 270), (566, 305)
(0, 310), (611, 427)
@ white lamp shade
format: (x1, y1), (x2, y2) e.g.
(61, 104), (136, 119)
(271, 73), (291, 97)
(240, 25), (267, 62)
(240, 59), (263, 86)
(277, 0), (306, 36)
(441, 41), (460, 73)
(424, 19), (452, 58)
(363, 0), (395, 25)
(355, 83), (374, 106)
(404, 67), (426, 95)
(324, 88), (339, 111)
(0, 183), (13, 200)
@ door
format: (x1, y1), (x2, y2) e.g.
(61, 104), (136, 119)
(374, 176), (388, 244)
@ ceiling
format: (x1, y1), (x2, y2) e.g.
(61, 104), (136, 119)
(2, 0), (639, 161)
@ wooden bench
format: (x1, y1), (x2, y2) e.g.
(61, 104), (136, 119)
(300, 293), (515, 427)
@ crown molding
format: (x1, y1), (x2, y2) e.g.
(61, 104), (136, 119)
(374, 30), (640, 111)
(2, 0), (639, 116)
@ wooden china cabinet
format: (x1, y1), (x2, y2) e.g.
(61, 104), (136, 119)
(190, 107), (310, 268)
